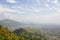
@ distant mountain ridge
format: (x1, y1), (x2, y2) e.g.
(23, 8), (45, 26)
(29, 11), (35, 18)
(0, 19), (60, 30)
(0, 19), (24, 30)
(0, 19), (41, 30)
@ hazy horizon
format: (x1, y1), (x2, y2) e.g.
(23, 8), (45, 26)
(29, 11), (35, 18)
(0, 0), (60, 24)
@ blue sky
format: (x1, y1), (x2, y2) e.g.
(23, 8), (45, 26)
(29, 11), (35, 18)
(0, 0), (60, 24)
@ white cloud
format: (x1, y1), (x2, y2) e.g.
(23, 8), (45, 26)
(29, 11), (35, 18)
(6, 0), (16, 3)
(51, 0), (58, 4)
(0, 5), (15, 12)
(37, 0), (40, 3)
(0, 1), (60, 24)
(57, 9), (60, 12)
(0, 5), (16, 19)
(46, 0), (50, 2)
(37, 0), (40, 5)
(45, 3), (50, 7)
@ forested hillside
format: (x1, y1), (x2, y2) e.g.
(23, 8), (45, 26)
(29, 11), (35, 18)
(0, 25), (59, 40)
(14, 28), (49, 40)
(0, 25), (48, 40)
(0, 25), (19, 40)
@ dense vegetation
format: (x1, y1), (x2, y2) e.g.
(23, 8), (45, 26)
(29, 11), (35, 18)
(0, 25), (49, 40)
(0, 25), (19, 40)
(0, 25), (59, 40)
(0, 19), (60, 40)
(14, 28), (49, 40)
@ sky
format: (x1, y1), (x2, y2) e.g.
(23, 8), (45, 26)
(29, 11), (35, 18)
(0, 0), (60, 24)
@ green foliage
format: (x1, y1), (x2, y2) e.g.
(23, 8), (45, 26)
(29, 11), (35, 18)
(0, 24), (58, 40)
(0, 25), (19, 40)
(14, 28), (49, 40)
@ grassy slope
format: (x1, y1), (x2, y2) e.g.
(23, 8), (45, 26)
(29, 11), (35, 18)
(0, 25), (19, 40)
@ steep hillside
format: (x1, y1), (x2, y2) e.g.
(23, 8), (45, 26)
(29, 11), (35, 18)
(0, 25), (19, 40)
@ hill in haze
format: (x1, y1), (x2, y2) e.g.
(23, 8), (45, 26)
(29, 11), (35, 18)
(0, 19), (25, 30)
(0, 19), (42, 30)
(0, 19), (60, 39)
(13, 28), (47, 40)
(0, 19), (60, 30)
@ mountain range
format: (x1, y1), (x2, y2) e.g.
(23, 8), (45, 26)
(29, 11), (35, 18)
(0, 19), (25, 30)
(0, 19), (60, 30)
